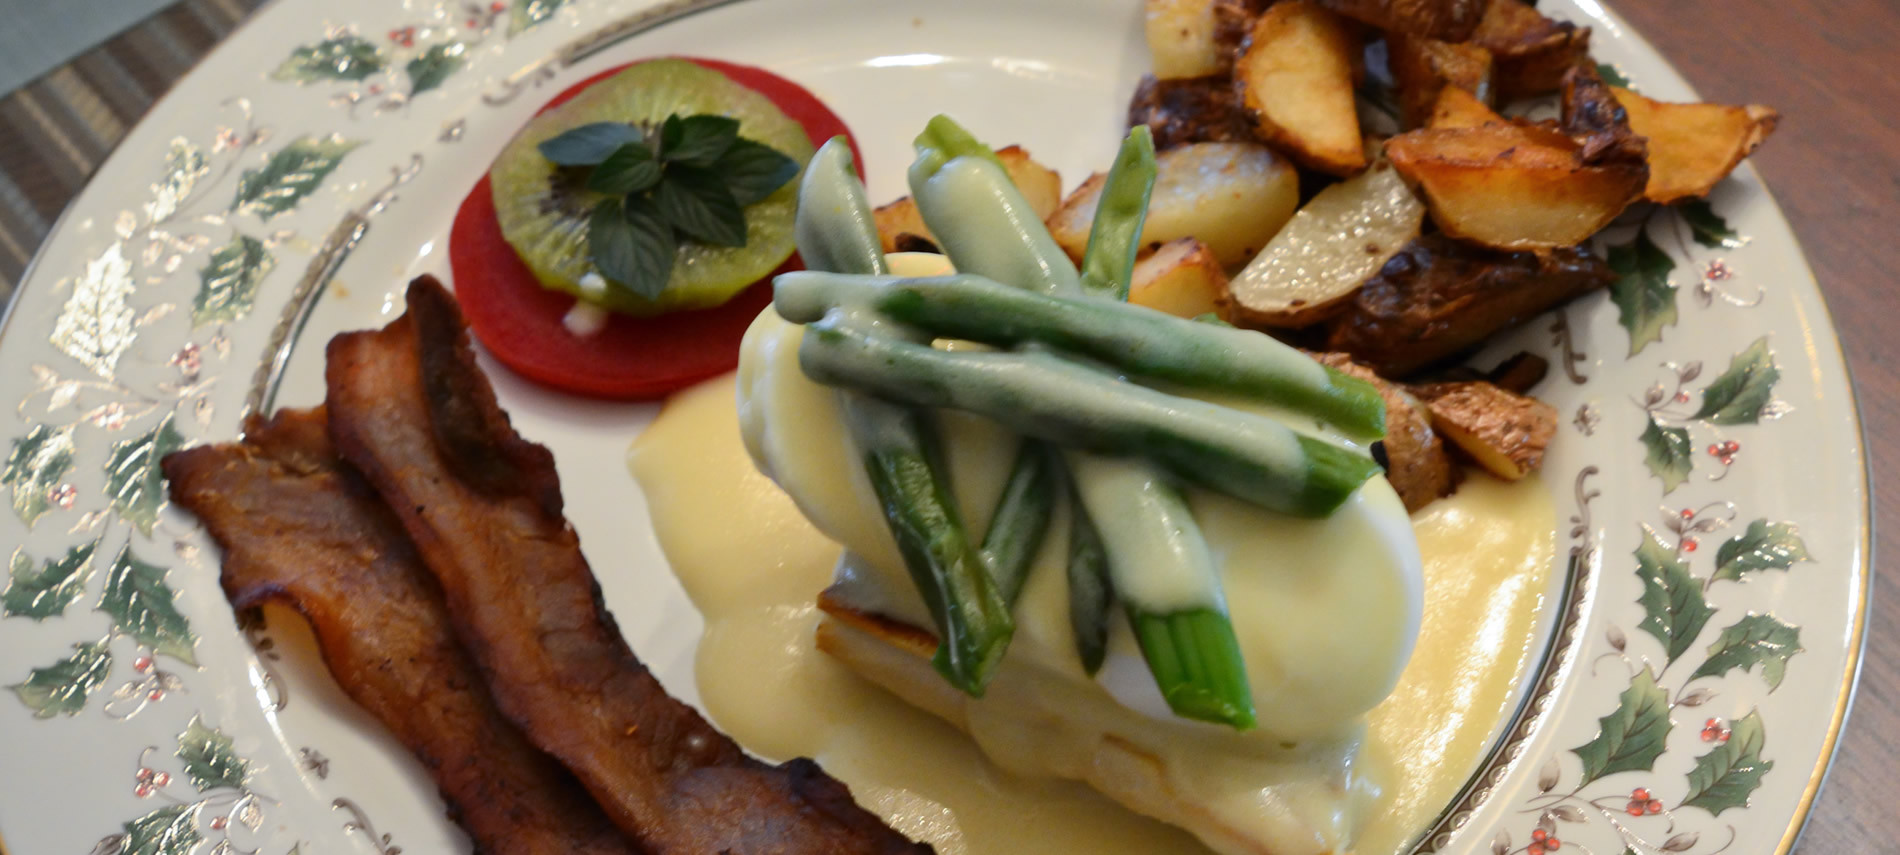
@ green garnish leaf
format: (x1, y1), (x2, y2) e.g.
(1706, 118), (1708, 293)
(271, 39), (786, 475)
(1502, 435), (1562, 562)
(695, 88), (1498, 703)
(588, 197), (676, 299)
(661, 114), (741, 168)
(716, 138), (801, 205)
(656, 167), (748, 247)
(588, 143), (662, 195)
(542, 112), (799, 300)
(539, 122), (644, 166)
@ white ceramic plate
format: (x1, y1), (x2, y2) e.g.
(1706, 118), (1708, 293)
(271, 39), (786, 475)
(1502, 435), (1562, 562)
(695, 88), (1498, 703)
(0, 1), (1869, 853)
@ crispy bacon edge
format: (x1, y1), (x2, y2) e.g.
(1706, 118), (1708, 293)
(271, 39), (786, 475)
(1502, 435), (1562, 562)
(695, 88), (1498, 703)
(161, 406), (638, 855)
(324, 275), (931, 855)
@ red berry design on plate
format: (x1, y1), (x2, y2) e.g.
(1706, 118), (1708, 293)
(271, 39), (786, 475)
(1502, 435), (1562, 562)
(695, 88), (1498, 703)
(154, 772), (170, 787)
(1707, 443), (1721, 455)
(211, 817), (227, 831)
(1647, 799), (1664, 814)
(1675, 391), (1690, 403)
(1701, 717), (1732, 742)
(148, 689), (163, 702)
(491, 0), (506, 10)
(134, 656), (153, 673)
(135, 783), (153, 798)
(1683, 537), (1698, 552)
(1532, 829), (1547, 843)
(1544, 838), (1560, 851)
(1680, 508), (1695, 519)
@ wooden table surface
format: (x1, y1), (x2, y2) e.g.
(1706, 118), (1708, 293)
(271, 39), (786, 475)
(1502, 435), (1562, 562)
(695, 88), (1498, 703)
(0, 1), (1890, 853)
(1609, 1), (1899, 851)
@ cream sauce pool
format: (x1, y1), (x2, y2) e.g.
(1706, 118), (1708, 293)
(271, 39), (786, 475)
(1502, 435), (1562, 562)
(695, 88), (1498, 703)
(630, 373), (1554, 854)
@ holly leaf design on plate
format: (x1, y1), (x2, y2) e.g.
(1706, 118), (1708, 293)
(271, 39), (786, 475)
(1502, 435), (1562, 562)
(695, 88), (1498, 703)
(1572, 666), (1672, 785)
(271, 35), (386, 83)
(1691, 614), (1802, 689)
(100, 544), (198, 665)
(3, 541), (98, 619)
(104, 412), (183, 536)
(509, 0), (568, 34)
(193, 233), (274, 326)
(1635, 524), (1716, 663)
(1713, 519), (1813, 583)
(51, 242), (138, 378)
(1608, 229), (1677, 356)
(1693, 336), (1779, 425)
(120, 803), (201, 855)
(1640, 416), (1693, 494)
(4, 423), (75, 526)
(1597, 62), (1632, 89)
(231, 136), (363, 220)
(178, 715), (250, 791)
(1681, 710), (1774, 815)
(1679, 199), (1740, 248)
(10, 640), (111, 718)
(406, 41), (468, 95)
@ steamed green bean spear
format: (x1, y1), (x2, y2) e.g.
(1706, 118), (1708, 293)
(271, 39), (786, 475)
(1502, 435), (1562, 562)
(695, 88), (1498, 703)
(796, 137), (1012, 696)
(773, 271), (1387, 441)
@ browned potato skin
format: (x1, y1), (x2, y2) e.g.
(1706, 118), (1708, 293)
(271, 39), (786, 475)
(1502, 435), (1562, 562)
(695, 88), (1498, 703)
(1313, 352), (1458, 511)
(1612, 86), (1779, 203)
(1126, 74), (1254, 150)
(1318, 0), (1483, 40)
(1560, 63), (1649, 166)
(1323, 234), (1614, 377)
(1234, 2), (1368, 176)
(1469, 0), (1590, 100)
(871, 145), (1062, 254)
(1410, 381), (1557, 480)
(1384, 121), (1647, 250)
(1212, 0), (1277, 69)
(1427, 84), (1506, 129)
(1129, 238), (1231, 318)
(1387, 34), (1494, 129)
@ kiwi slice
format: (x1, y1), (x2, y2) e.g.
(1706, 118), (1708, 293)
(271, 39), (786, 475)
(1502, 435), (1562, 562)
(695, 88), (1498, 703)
(489, 59), (814, 316)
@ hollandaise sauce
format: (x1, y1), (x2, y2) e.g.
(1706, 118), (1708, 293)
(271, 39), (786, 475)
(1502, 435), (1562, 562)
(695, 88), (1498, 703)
(631, 373), (1554, 855)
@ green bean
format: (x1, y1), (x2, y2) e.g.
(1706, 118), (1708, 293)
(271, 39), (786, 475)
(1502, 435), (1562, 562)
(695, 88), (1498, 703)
(908, 115), (1082, 298)
(796, 137), (1011, 695)
(796, 320), (1382, 517)
(1079, 126), (1157, 300)
(1128, 609), (1256, 729)
(1062, 470), (1113, 675)
(978, 441), (1058, 606)
(773, 271), (1387, 440)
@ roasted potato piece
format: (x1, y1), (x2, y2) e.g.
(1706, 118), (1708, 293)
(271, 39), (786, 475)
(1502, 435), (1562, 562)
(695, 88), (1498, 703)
(1323, 234), (1614, 376)
(1223, 158), (1425, 327)
(1384, 121), (1646, 250)
(1146, 0), (1224, 79)
(1048, 141), (1299, 268)
(1470, 0), (1590, 100)
(1234, 2), (1368, 176)
(1314, 352), (1457, 511)
(872, 145), (1062, 253)
(1411, 381), (1557, 480)
(1126, 74), (1252, 150)
(1318, 0), (1483, 40)
(1428, 84), (1505, 129)
(1560, 63), (1649, 165)
(1129, 238), (1231, 318)
(1387, 35), (1494, 129)
(1613, 86), (1779, 203)
(1483, 351), (1549, 394)
(1212, 0), (1276, 64)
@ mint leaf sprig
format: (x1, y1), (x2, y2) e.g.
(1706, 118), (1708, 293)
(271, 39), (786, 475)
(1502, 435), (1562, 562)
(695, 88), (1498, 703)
(537, 114), (800, 299)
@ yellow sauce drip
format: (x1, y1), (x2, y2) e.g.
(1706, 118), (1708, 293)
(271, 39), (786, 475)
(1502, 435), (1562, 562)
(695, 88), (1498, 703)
(631, 374), (1553, 855)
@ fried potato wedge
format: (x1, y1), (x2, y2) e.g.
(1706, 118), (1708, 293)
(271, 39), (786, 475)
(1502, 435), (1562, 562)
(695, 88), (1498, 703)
(1222, 158), (1425, 327)
(1146, 0), (1225, 79)
(1048, 141), (1299, 268)
(1387, 35), (1494, 130)
(1428, 84), (1506, 129)
(873, 145), (1063, 253)
(1234, 2), (1367, 176)
(1127, 74), (1253, 150)
(1613, 86), (1779, 203)
(1470, 0), (1590, 99)
(1384, 121), (1646, 250)
(1318, 0), (1484, 40)
(1323, 234), (1614, 376)
(1129, 238), (1231, 318)
(1411, 381), (1557, 480)
(1313, 352), (1458, 511)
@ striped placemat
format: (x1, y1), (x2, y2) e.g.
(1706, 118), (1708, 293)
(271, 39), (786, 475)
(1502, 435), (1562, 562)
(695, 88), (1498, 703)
(0, 0), (269, 305)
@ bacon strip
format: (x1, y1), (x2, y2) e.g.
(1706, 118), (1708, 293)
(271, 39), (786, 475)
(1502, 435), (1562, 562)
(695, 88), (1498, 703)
(162, 407), (638, 855)
(325, 276), (930, 855)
